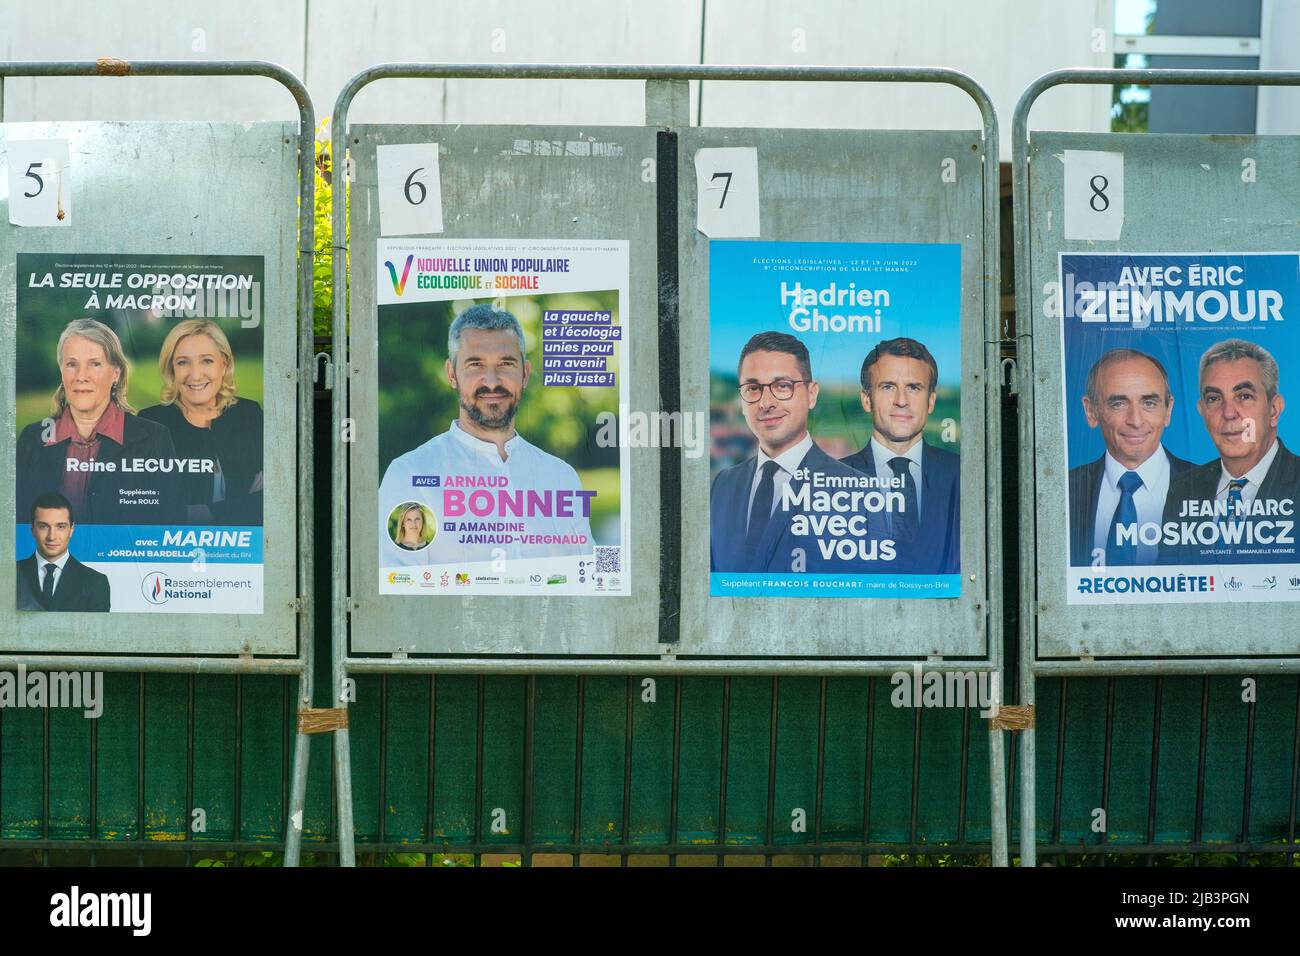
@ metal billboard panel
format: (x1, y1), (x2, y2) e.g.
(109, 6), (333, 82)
(677, 127), (991, 658)
(0, 121), (300, 655)
(1028, 130), (1300, 658)
(347, 124), (662, 655)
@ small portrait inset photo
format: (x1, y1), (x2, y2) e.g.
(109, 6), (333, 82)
(387, 501), (436, 553)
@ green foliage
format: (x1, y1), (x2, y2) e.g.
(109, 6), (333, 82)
(312, 120), (346, 339)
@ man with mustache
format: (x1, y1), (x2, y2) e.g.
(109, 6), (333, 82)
(1161, 338), (1300, 563)
(378, 304), (593, 567)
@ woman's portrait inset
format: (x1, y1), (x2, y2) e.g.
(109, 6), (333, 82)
(140, 319), (264, 525)
(388, 501), (436, 552)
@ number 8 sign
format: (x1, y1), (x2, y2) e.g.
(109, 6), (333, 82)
(6, 139), (72, 228)
(1063, 149), (1123, 242)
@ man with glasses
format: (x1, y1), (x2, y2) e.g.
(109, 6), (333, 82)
(840, 337), (960, 574)
(710, 330), (868, 574)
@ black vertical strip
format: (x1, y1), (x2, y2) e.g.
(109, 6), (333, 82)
(1286, 675), (1299, 868)
(621, 676), (634, 867)
(813, 677), (827, 856)
(522, 676), (535, 868)
(861, 678), (875, 864)
(956, 698), (970, 849)
(1052, 679), (1068, 863)
(717, 677), (731, 866)
(474, 676), (485, 852)
(89, 693), (98, 868)
(1146, 677), (1164, 867)
(234, 675), (244, 852)
(1100, 678), (1115, 866)
(908, 706), (921, 864)
(185, 675), (194, 862)
(427, 675), (438, 856)
(656, 129), (682, 646)
(572, 676), (586, 867)
(1193, 676), (1210, 867)
(42, 701), (50, 867)
(1240, 681), (1256, 864)
(137, 673), (146, 867)
(378, 675), (388, 846)
(764, 677), (779, 867)
(280, 677), (289, 853)
(669, 677), (682, 867)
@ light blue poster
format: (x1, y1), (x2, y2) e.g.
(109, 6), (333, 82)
(708, 240), (963, 599)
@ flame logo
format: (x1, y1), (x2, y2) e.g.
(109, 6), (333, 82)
(141, 572), (169, 605)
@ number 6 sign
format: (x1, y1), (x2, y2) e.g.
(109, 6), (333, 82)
(377, 143), (444, 236)
(6, 139), (71, 227)
(695, 147), (760, 238)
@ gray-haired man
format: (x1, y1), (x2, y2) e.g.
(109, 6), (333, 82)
(378, 303), (594, 568)
(1161, 338), (1300, 562)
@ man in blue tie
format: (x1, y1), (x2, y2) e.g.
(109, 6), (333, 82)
(1161, 338), (1300, 564)
(1069, 348), (1192, 567)
(839, 337), (960, 574)
(709, 331), (870, 574)
(16, 491), (111, 612)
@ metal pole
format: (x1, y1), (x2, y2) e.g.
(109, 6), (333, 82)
(329, 94), (357, 868)
(1010, 66), (1300, 868)
(0, 58), (317, 867)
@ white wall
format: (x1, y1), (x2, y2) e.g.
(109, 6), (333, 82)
(0, 0), (1115, 158)
(1258, 0), (1300, 134)
(0, 1), (308, 121)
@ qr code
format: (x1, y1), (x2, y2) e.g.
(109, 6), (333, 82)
(594, 547), (621, 574)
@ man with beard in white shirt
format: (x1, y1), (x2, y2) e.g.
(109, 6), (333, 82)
(379, 304), (594, 568)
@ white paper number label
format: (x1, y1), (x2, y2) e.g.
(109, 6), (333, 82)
(377, 143), (444, 236)
(7, 139), (71, 227)
(1063, 149), (1123, 241)
(695, 147), (759, 238)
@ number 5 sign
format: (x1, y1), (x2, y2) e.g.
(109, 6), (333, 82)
(377, 143), (444, 236)
(6, 139), (71, 227)
(695, 147), (760, 238)
(1063, 149), (1123, 242)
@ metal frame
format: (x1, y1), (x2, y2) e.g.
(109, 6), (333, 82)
(331, 63), (1005, 867)
(1012, 67), (1300, 868)
(0, 59), (317, 866)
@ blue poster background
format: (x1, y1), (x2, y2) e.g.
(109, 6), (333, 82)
(708, 240), (963, 599)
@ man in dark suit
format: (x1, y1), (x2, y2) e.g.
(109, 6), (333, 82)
(1068, 348), (1193, 567)
(1161, 338), (1300, 564)
(840, 337), (960, 574)
(16, 491), (111, 612)
(710, 331), (876, 574)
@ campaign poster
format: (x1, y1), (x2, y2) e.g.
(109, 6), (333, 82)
(15, 253), (265, 614)
(708, 240), (963, 598)
(1061, 252), (1300, 604)
(376, 238), (630, 597)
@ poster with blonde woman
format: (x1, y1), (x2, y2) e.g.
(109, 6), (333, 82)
(15, 254), (265, 614)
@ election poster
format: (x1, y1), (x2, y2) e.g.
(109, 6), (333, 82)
(376, 238), (630, 597)
(15, 253), (265, 614)
(708, 240), (963, 599)
(1061, 252), (1300, 605)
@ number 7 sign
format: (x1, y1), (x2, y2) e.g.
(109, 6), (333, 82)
(6, 139), (71, 227)
(695, 147), (759, 238)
